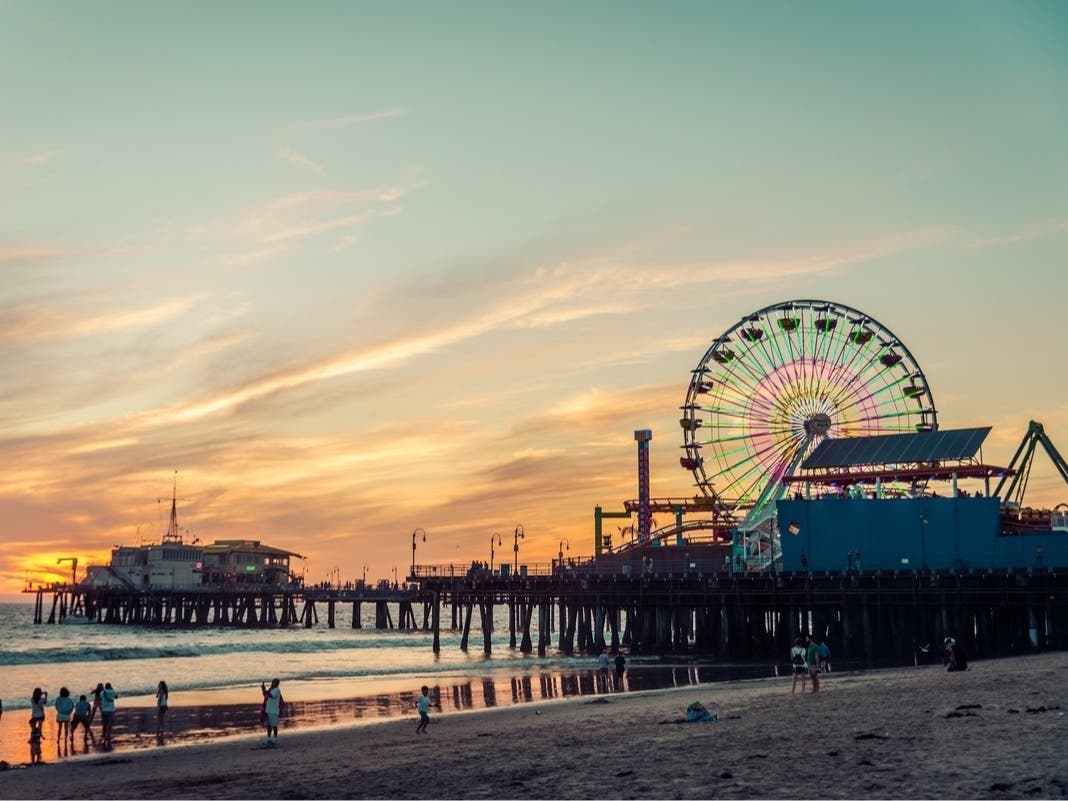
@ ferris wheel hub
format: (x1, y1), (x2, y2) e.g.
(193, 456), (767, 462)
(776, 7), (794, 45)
(805, 413), (832, 437)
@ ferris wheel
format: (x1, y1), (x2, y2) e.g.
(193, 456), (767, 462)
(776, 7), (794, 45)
(680, 299), (938, 530)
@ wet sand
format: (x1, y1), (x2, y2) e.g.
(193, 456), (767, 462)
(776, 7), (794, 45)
(1, 651), (1065, 800)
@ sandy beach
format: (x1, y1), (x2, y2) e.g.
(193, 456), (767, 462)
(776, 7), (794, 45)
(1, 651), (1065, 800)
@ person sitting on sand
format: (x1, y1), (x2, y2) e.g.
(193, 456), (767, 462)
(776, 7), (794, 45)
(685, 701), (716, 722)
(945, 639), (968, 672)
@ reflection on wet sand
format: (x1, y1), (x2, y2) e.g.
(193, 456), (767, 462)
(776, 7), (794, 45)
(3, 661), (776, 766)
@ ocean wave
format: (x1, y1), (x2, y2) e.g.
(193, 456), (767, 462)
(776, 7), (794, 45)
(0, 635), (430, 666)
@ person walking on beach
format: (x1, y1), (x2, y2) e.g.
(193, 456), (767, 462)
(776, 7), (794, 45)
(71, 694), (93, 740)
(89, 682), (104, 726)
(790, 638), (808, 694)
(598, 647), (611, 676)
(261, 678), (283, 746)
(100, 682), (118, 744)
(29, 687), (47, 733)
(806, 635), (821, 693)
(54, 687), (75, 740)
(818, 639), (831, 673)
(156, 681), (169, 738)
(614, 650), (626, 686)
(415, 685), (431, 734)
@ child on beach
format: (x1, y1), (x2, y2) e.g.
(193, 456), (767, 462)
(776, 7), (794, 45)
(415, 685), (431, 734)
(54, 687), (75, 739)
(29, 688), (47, 732)
(261, 678), (283, 746)
(28, 727), (43, 764)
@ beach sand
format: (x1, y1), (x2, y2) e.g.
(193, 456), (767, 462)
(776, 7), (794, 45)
(1, 652), (1065, 800)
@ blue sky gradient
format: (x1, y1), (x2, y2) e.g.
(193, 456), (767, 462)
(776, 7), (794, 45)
(1, 1), (1066, 593)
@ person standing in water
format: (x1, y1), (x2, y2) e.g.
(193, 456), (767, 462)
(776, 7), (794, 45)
(54, 687), (75, 740)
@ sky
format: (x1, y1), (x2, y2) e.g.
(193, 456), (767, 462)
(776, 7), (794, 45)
(2, 1), (1066, 598)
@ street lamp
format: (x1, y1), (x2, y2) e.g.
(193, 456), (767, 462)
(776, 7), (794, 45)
(411, 528), (426, 578)
(392, 565), (398, 587)
(362, 563), (368, 584)
(513, 524), (525, 572)
(558, 537), (570, 570)
(490, 532), (502, 573)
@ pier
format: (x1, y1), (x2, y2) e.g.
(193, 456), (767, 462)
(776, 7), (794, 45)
(30, 586), (420, 631)
(30, 556), (1068, 668)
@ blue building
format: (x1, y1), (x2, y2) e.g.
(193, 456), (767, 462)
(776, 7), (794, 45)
(776, 426), (1068, 573)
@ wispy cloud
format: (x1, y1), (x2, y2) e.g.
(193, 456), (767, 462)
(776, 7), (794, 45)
(13, 150), (61, 165)
(0, 296), (200, 345)
(275, 146), (327, 177)
(0, 244), (63, 265)
(286, 108), (406, 133)
(97, 227), (935, 433)
(967, 219), (1068, 250)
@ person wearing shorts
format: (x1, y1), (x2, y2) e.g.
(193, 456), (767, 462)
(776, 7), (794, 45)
(415, 685), (431, 734)
(790, 638), (808, 694)
(261, 678), (283, 746)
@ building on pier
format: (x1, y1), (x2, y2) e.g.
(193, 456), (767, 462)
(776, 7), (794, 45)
(81, 476), (305, 590)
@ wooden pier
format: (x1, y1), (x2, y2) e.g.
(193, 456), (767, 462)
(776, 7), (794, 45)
(30, 566), (1067, 667)
(31, 586), (420, 630)
(416, 566), (1067, 665)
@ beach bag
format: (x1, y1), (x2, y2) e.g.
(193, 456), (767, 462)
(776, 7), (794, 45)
(685, 702), (716, 722)
(791, 650), (804, 666)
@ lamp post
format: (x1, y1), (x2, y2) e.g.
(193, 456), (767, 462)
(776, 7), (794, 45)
(392, 565), (398, 588)
(411, 528), (426, 579)
(490, 532), (502, 573)
(558, 537), (570, 570)
(362, 563), (368, 585)
(513, 524), (525, 573)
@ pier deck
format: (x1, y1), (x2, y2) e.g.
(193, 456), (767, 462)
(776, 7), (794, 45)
(28, 566), (1067, 668)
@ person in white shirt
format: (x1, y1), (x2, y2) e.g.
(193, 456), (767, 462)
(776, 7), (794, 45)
(261, 678), (283, 745)
(100, 683), (118, 743)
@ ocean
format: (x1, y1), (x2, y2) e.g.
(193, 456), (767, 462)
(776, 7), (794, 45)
(0, 600), (781, 766)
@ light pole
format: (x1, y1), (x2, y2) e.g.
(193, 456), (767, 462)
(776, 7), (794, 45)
(362, 563), (368, 585)
(513, 524), (525, 573)
(411, 528), (426, 579)
(558, 537), (570, 570)
(490, 532), (502, 573)
(392, 565), (398, 587)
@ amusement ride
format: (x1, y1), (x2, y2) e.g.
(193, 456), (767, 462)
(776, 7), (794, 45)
(613, 299), (941, 569)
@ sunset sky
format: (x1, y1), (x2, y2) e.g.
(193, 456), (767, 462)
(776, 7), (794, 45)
(2, 1), (1066, 598)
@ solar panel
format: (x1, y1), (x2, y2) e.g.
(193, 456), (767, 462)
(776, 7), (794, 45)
(801, 427), (991, 469)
